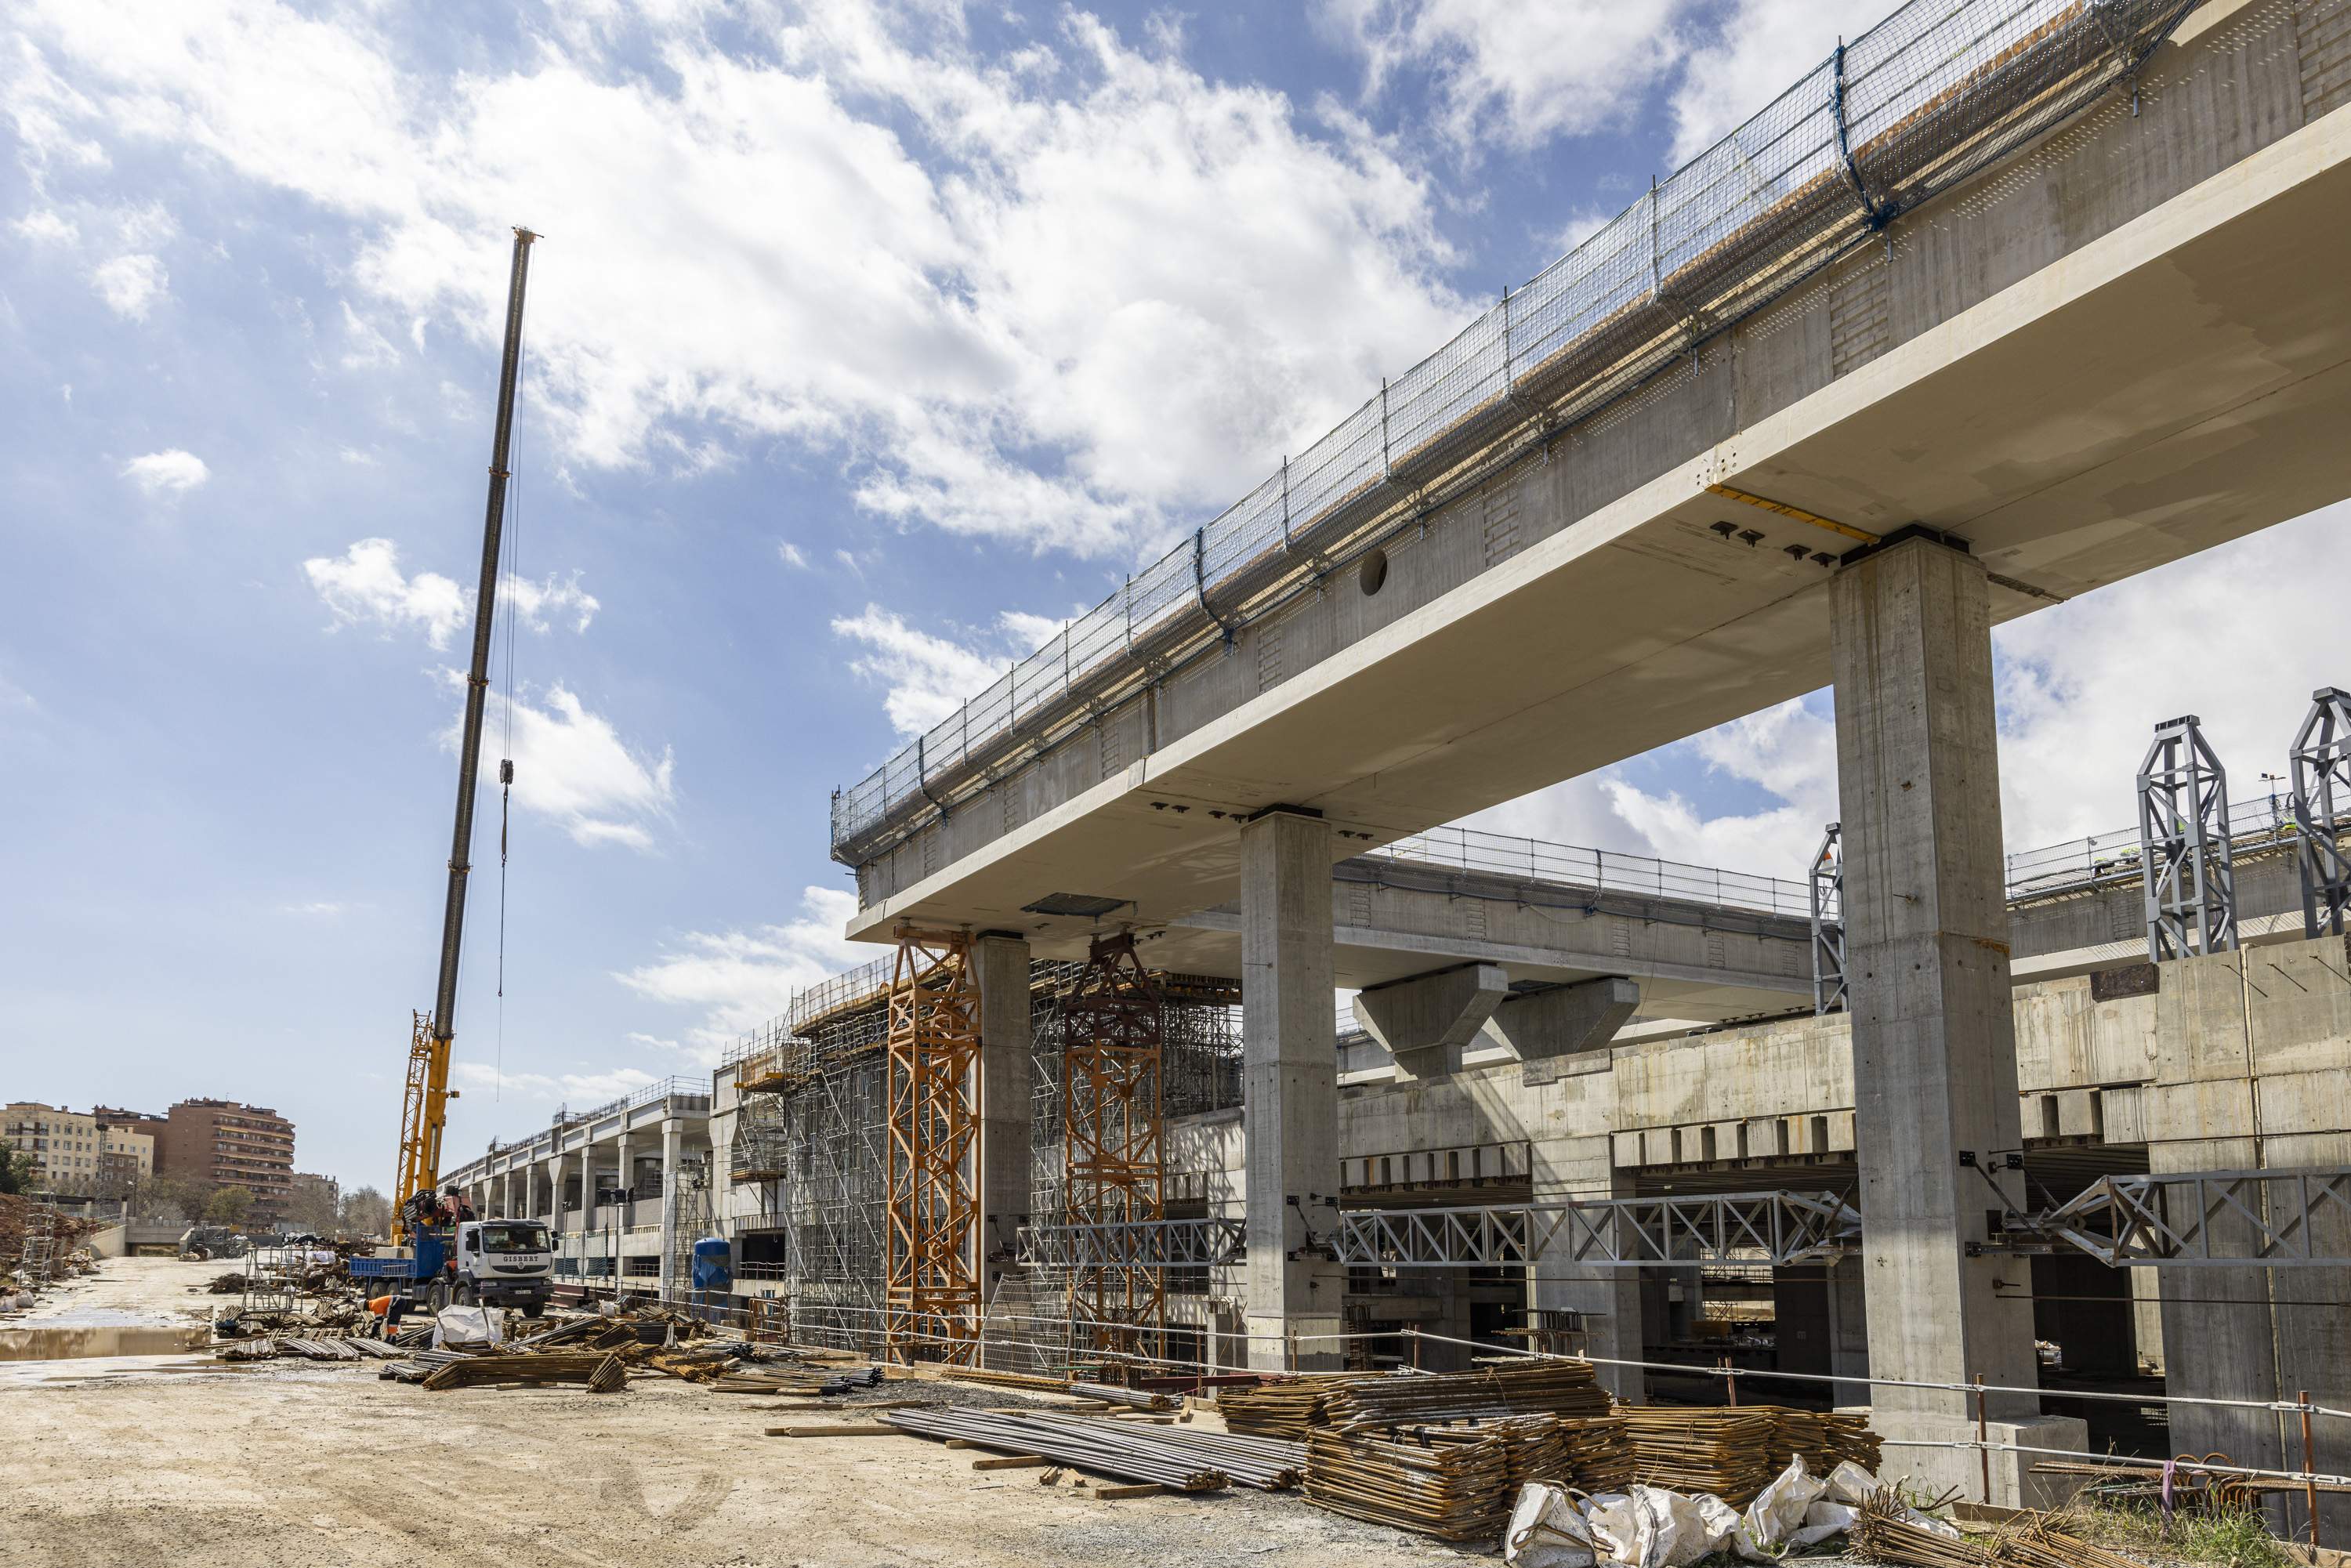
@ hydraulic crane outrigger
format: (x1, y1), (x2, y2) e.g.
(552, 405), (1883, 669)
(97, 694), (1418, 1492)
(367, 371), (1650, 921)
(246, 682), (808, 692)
(393, 227), (537, 1242)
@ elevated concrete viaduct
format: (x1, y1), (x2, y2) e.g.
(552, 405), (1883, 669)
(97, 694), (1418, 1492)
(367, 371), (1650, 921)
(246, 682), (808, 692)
(814, 0), (2351, 1515)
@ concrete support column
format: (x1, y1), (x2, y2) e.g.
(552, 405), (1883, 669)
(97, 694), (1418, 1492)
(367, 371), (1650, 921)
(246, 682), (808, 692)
(616, 1131), (635, 1228)
(974, 932), (1033, 1298)
(659, 1121), (683, 1300)
(1240, 806), (1345, 1371)
(1830, 531), (2078, 1503)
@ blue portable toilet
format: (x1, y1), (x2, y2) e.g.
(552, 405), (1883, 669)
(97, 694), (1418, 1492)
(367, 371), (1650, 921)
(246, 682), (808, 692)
(690, 1235), (732, 1292)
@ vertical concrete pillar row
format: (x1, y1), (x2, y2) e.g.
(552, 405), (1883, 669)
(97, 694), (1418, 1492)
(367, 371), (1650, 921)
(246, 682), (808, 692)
(1240, 806), (1346, 1371)
(659, 1121), (683, 1300)
(1828, 531), (2083, 1504)
(974, 932), (1034, 1300)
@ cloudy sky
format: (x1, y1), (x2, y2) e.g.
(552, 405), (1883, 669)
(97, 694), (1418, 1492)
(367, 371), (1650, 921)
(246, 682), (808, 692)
(3, 0), (2342, 1190)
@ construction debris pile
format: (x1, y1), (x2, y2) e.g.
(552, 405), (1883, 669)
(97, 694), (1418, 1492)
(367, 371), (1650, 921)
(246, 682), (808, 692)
(2, 1195), (106, 1310)
(1847, 1489), (2153, 1568)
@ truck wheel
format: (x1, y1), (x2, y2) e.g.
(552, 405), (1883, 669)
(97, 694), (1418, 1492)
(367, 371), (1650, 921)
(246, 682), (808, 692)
(455, 1283), (477, 1308)
(426, 1278), (451, 1313)
(522, 1302), (545, 1320)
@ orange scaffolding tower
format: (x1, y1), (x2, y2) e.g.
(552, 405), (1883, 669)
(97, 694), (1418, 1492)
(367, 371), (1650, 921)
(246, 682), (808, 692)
(1061, 933), (1166, 1361)
(883, 926), (983, 1364)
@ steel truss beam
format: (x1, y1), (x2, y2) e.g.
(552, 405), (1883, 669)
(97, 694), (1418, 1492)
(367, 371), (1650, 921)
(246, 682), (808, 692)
(2139, 713), (2238, 960)
(1060, 933), (1167, 1354)
(2291, 686), (2351, 939)
(1810, 822), (1846, 1016)
(1020, 1215), (1248, 1271)
(884, 927), (983, 1364)
(1334, 1190), (1860, 1269)
(2016, 1168), (2351, 1267)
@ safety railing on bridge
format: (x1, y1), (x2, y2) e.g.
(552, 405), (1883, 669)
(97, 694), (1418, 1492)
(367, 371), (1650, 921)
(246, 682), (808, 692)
(831, 0), (2201, 865)
(2003, 793), (2337, 901)
(1360, 824), (1813, 919)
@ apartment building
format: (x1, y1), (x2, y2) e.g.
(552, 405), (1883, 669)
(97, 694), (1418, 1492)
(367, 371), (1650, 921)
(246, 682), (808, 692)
(2, 1102), (104, 1195)
(157, 1099), (297, 1222)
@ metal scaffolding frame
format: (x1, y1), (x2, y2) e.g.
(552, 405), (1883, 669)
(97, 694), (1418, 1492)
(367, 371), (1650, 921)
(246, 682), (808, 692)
(2017, 1168), (2351, 1267)
(884, 928), (984, 1364)
(2139, 713), (2239, 961)
(1334, 1190), (1862, 1269)
(2291, 686), (2351, 939)
(1060, 934), (1166, 1356)
(1809, 821), (1846, 1016)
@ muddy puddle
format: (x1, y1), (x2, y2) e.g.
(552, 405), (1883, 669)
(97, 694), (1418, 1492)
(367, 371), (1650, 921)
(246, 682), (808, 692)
(0, 1324), (210, 1361)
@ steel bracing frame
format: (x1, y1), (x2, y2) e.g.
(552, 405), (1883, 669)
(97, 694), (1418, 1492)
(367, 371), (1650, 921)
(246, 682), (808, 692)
(2139, 714), (2238, 960)
(1809, 822), (1846, 1016)
(884, 927), (983, 1363)
(2020, 1168), (2351, 1266)
(1021, 1215), (1248, 1271)
(2291, 686), (2351, 939)
(1060, 934), (1166, 1356)
(1334, 1190), (1862, 1269)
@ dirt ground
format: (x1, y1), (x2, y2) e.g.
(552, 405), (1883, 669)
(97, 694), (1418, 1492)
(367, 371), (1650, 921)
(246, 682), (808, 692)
(3, 1260), (1487, 1568)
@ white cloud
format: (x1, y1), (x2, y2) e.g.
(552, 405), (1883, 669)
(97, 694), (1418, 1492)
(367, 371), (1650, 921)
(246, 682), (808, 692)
(777, 541), (809, 570)
(453, 1060), (659, 1106)
(304, 538), (600, 646)
(1666, 0), (1890, 166)
(462, 682), (676, 851)
(338, 445), (381, 466)
(1319, 0), (1691, 153)
(303, 538), (467, 648)
(339, 299), (400, 368)
(832, 602), (1066, 737)
(1465, 505), (2351, 884)
(0, 673), (37, 711)
(614, 885), (869, 1063)
(502, 570), (600, 636)
(121, 447), (209, 494)
(90, 252), (167, 318)
(16, 1), (1467, 559)
(281, 900), (350, 920)
(13, 208), (78, 244)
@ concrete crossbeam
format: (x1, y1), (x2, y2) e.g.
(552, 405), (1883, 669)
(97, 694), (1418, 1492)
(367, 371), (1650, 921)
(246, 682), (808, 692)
(1354, 964), (1508, 1081)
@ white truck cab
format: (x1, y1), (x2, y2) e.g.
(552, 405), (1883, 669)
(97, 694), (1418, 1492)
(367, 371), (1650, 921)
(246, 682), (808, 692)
(451, 1219), (554, 1316)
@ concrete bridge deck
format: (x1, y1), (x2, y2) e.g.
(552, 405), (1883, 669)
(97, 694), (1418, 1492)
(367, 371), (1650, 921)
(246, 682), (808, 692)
(845, 9), (2351, 949)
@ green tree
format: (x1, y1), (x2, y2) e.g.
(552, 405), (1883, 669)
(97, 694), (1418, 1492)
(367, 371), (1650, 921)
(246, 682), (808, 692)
(284, 1180), (340, 1237)
(0, 1146), (34, 1195)
(338, 1186), (392, 1239)
(202, 1184), (255, 1228)
(129, 1175), (209, 1226)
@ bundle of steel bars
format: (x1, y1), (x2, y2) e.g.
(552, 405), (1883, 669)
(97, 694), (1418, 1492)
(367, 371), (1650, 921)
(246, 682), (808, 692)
(1216, 1378), (1342, 1439)
(1068, 1381), (1179, 1411)
(1557, 1414), (1634, 1493)
(1762, 1405), (1884, 1474)
(1328, 1363), (1611, 1432)
(1618, 1407), (1780, 1505)
(1851, 1490), (1988, 1568)
(1304, 1425), (1518, 1541)
(879, 1407), (1231, 1491)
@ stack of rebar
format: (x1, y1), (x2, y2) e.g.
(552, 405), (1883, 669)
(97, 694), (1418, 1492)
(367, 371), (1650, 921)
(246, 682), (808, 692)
(1764, 1406), (1883, 1476)
(880, 1407), (1231, 1491)
(1556, 1414), (1634, 1493)
(1619, 1407), (1780, 1505)
(1031, 1412), (1304, 1489)
(1851, 1490), (1987, 1568)
(1215, 1378), (1340, 1439)
(1068, 1381), (1179, 1411)
(1327, 1362), (1612, 1432)
(1304, 1425), (1519, 1541)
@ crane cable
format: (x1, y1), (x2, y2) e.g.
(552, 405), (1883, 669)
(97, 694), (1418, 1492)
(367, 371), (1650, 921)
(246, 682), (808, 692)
(494, 332), (526, 1102)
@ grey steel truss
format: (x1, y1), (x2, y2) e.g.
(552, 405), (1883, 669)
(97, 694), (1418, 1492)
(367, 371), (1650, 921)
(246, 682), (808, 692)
(2291, 687), (2351, 939)
(2021, 1168), (2351, 1267)
(1809, 823), (1846, 1016)
(1333, 1190), (1860, 1269)
(2138, 715), (2237, 961)
(1020, 1215), (1247, 1271)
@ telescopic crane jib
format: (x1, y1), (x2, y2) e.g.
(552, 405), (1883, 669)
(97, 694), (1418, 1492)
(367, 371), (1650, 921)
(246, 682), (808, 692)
(393, 227), (537, 1240)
